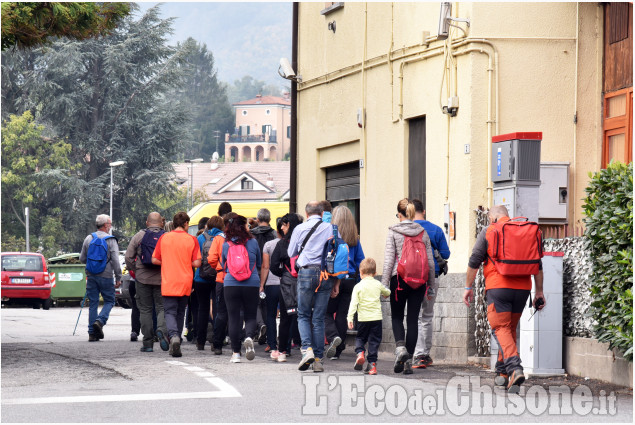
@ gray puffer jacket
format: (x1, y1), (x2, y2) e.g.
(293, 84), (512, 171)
(381, 220), (436, 291)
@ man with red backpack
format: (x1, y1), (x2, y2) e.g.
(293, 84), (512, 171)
(125, 212), (168, 352)
(463, 205), (545, 394)
(381, 199), (435, 375)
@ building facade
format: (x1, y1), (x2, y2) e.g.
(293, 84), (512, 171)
(294, 2), (632, 274)
(225, 94), (292, 162)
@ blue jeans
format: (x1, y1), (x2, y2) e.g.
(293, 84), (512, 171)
(297, 268), (334, 359)
(86, 275), (116, 334)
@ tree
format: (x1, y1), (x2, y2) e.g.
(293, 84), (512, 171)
(1, 111), (74, 256)
(226, 75), (287, 104)
(2, 5), (192, 251)
(1, 2), (131, 51)
(173, 38), (234, 161)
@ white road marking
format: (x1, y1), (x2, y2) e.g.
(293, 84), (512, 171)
(184, 366), (205, 372)
(165, 360), (188, 366)
(196, 372), (215, 377)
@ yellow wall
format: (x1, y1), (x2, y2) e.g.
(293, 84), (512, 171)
(296, 2), (604, 272)
(188, 201), (289, 226)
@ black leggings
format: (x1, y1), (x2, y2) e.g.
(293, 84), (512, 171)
(278, 293), (297, 353)
(389, 275), (426, 356)
(325, 277), (356, 355)
(193, 280), (215, 346)
(224, 285), (259, 354)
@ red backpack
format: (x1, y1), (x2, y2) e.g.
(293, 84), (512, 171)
(486, 217), (543, 276)
(225, 241), (254, 281)
(397, 233), (430, 290)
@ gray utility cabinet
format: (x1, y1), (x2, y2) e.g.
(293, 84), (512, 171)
(491, 132), (542, 186)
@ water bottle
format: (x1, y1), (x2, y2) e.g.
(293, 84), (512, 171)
(259, 291), (266, 300)
(325, 224), (338, 274)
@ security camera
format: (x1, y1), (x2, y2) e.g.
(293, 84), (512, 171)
(438, 2), (451, 40)
(278, 58), (301, 82)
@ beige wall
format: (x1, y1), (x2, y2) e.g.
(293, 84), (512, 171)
(234, 104), (291, 159)
(296, 2), (604, 272)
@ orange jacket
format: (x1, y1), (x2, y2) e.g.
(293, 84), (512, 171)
(207, 234), (226, 283)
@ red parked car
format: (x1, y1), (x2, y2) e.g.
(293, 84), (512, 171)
(1, 252), (53, 309)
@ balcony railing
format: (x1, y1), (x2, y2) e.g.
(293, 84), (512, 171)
(228, 134), (278, 143)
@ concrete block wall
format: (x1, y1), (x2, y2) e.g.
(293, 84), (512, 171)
(377, 273), (475, 363)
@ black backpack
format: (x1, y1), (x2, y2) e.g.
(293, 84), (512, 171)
(198, 232), (218, 282)
(140, 229), (165, 267)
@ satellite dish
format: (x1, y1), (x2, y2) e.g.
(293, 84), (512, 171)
(212, 152), (219, 161)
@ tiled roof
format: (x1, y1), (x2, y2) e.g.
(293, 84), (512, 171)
(233, 95), (290, 106)
(173, 161), (290, 201)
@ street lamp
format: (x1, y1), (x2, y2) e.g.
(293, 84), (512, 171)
(109, 160), (125, 221)
(184, 158), (203, 211)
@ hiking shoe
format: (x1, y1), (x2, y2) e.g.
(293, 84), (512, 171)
(196, 343), (205, 351)
(156, 330), (169, 352)
(264, 345), (272, 353)
(494, 373), (508, 387)
(153, 335), (159, 343)
(258, 325), (267, 345)
(403, 359), (414, 375)
(421, 354), (433, 367)
(325, 336), (342, 358)
(92, 321), (104, 339)
(213, 347), (223, 355)
(130, 332), (138, 342)
(312, 358), (324, 372)
(270, 350), (280, 361)
(230, 353), (241, 363)
(244, 337), (255, 361)
(88, 334), (99, 342)
(412, 356), (427, 369)
(354, 352), (365, 371)
(169, 336), (182, 357)
(394, 346), (408, 374)
(298, 347), (315, 371)
(507, 369), (525, 393)
(140, 346), (153, 352)
(277, 352), (287, 362)
(366, 362), (377, 375)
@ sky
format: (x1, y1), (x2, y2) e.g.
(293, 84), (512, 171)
(135, 1), (292, 87)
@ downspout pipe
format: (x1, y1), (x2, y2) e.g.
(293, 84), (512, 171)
(289, 2), (299, 214)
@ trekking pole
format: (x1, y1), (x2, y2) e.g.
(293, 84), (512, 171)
(73, 292), (88, 336)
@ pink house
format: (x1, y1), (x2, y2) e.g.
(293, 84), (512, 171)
(225, 94), (291, 162)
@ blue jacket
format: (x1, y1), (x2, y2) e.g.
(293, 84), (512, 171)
(414, 219), (450, 275)
(221, 238), (262, 288)
(194, 228), (224, 283)
(348, 241), (365, 279)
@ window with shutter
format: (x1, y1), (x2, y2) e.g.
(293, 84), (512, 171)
(602, 88), (633, 167)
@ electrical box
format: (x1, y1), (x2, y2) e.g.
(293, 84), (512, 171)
(492, 132), (542, 185)
(493, 185), (540, 222)
(539, 162), (569, 224)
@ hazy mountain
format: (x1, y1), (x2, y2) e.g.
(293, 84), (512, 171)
(135, 2), (292, 89)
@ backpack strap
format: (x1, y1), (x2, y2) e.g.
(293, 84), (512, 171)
(299, 220), (322, 255)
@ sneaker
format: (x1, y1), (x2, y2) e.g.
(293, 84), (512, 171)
(213, 347), (223, 355)
(156, 330), (169, 352)
(244, 337), (255, 361)
(412, 356), (427, 369)
(506, 369), (525, 394)
(298, 347), (315, 371)
(196, 343), (205, 351)
(354, 352), (365, 371)
(169, 335), (182, 358)
(325, 336), (342, 358)
(92, 320), (104, 339)
(331, 356), (339, 360)
(153, 335), (159, 343)
(223, 336), (230, 346)
(367, 362), (377, 375)
(403, 359), (413, 375)
(140, 346), (153, 352)
(494, 373), (508, 387)
(264, 345), (272, 353)
(270, 350), (280, 361)
(421, 354), (433, 367)
(277, 352), (287, 363)
(185, 328), (195, 342)
(312, 358), (324, 372)
(230, 353), (241, 363)
(88, 334), (99, 342)
(393, 346), (408, 374)
(130, 332), (138, 342)
(258, 325), (267, 345)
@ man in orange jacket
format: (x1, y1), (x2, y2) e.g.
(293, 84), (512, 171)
(152, 211), (201, 357)
(463, 205), (545, 393)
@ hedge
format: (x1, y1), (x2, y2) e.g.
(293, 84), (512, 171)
(583, 161), (633, 361)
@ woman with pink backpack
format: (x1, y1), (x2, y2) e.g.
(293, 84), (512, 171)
(221, 213), (262, 363)
(382, 198), (435, 375)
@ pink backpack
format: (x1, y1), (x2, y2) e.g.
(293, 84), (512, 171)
(226, 241), (254, 281)
(397, 234), (430, 290)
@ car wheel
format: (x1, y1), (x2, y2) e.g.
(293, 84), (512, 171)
(42, 298), (52, 310)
